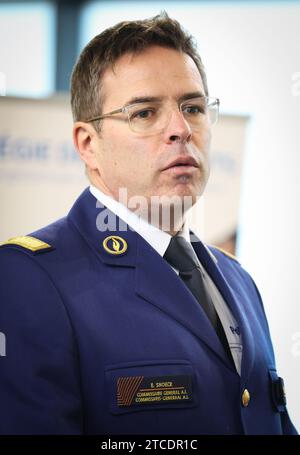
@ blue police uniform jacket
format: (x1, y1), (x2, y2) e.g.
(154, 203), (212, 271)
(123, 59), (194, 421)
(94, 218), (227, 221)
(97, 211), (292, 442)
(0, 188), (297, 434)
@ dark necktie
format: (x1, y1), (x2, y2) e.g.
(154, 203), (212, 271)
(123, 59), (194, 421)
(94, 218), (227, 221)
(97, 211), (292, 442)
(164, 234), (233, 360)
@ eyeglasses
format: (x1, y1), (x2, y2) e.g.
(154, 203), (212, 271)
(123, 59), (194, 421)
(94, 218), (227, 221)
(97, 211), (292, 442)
(84, 96), (220, 135)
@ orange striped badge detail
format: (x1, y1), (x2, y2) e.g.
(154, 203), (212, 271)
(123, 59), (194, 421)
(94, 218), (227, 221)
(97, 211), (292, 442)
(117, 376), (144, 406)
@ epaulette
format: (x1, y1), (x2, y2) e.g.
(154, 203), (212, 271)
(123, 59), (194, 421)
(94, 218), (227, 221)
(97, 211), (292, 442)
(0, 236), (52, 254)
(209, 245), (240, 264)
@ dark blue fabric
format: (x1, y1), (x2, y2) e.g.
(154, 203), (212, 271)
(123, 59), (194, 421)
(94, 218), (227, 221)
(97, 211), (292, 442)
(0, 188), (297, 435)
(164, 234), (233, 362)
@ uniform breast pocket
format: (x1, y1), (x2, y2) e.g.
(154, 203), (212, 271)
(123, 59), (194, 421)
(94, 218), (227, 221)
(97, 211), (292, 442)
(105, 359), (197, 415)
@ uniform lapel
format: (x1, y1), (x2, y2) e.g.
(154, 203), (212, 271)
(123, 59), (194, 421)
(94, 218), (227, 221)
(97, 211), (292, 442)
(191, 236), (255, 381)
(135, 234), (235, 370)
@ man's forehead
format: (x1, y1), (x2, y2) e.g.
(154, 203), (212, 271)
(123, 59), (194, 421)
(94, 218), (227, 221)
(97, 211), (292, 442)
(101, 46), (204, 107)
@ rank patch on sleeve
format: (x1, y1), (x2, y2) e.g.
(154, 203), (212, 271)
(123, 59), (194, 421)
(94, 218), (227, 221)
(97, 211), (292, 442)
(117, 375), (193, 407)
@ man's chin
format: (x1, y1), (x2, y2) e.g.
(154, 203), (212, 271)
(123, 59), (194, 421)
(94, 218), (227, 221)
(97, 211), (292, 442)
(161, 186), (201, 206)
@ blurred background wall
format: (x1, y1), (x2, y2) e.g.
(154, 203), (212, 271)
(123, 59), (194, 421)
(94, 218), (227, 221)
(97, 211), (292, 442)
(0, 0), (299, 428)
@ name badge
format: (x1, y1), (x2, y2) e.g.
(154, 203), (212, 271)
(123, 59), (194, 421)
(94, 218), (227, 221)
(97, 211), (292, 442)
(117, 374), (193, 407)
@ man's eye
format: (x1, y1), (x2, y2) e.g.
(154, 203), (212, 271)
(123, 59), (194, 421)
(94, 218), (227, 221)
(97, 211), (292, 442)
(131, 109), (156, 120)
(182, 104), (205, 115)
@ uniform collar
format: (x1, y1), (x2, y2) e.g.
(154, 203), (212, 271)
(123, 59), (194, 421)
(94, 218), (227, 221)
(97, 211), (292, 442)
(89, 185), (191, 258)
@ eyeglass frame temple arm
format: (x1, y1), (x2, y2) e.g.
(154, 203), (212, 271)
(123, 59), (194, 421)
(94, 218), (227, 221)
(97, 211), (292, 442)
(85, 107), (124, 123)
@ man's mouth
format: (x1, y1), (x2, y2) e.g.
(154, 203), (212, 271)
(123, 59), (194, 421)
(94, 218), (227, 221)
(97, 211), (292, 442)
(162, 156), (199, 172)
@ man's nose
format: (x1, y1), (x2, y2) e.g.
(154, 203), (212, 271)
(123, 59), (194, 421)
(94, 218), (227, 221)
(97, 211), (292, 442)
(163, 110), (192, 144)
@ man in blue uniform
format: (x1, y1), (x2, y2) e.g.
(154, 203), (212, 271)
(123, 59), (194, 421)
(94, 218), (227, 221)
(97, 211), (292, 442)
(0, 13), (297, 434)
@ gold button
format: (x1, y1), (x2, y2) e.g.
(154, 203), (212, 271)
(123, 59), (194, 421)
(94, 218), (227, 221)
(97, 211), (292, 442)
(242, 389), (250, 407)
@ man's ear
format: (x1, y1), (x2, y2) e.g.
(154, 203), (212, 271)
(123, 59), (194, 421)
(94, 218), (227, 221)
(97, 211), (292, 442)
(73, 121), (100, 170)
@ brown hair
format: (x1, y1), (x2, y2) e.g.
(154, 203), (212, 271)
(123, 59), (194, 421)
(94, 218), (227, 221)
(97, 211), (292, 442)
(70, 11), (208, 128)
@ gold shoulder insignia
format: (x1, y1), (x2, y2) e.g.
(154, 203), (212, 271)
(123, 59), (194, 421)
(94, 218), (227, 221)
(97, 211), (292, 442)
(210, 245), (240, 263)
(0, 236), (52, 253)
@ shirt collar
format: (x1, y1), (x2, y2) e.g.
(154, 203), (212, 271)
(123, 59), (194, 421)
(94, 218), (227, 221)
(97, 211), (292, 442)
(89, 185), (190, 258)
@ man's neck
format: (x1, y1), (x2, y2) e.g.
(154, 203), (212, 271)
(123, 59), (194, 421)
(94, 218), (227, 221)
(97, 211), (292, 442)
(89, 183), (188, 236)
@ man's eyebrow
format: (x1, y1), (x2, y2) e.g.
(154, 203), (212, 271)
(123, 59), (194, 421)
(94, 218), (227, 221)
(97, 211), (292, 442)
(125, 96), (163, 106)
(178, 91), (205, 102)
(124, 92), (205, 106)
